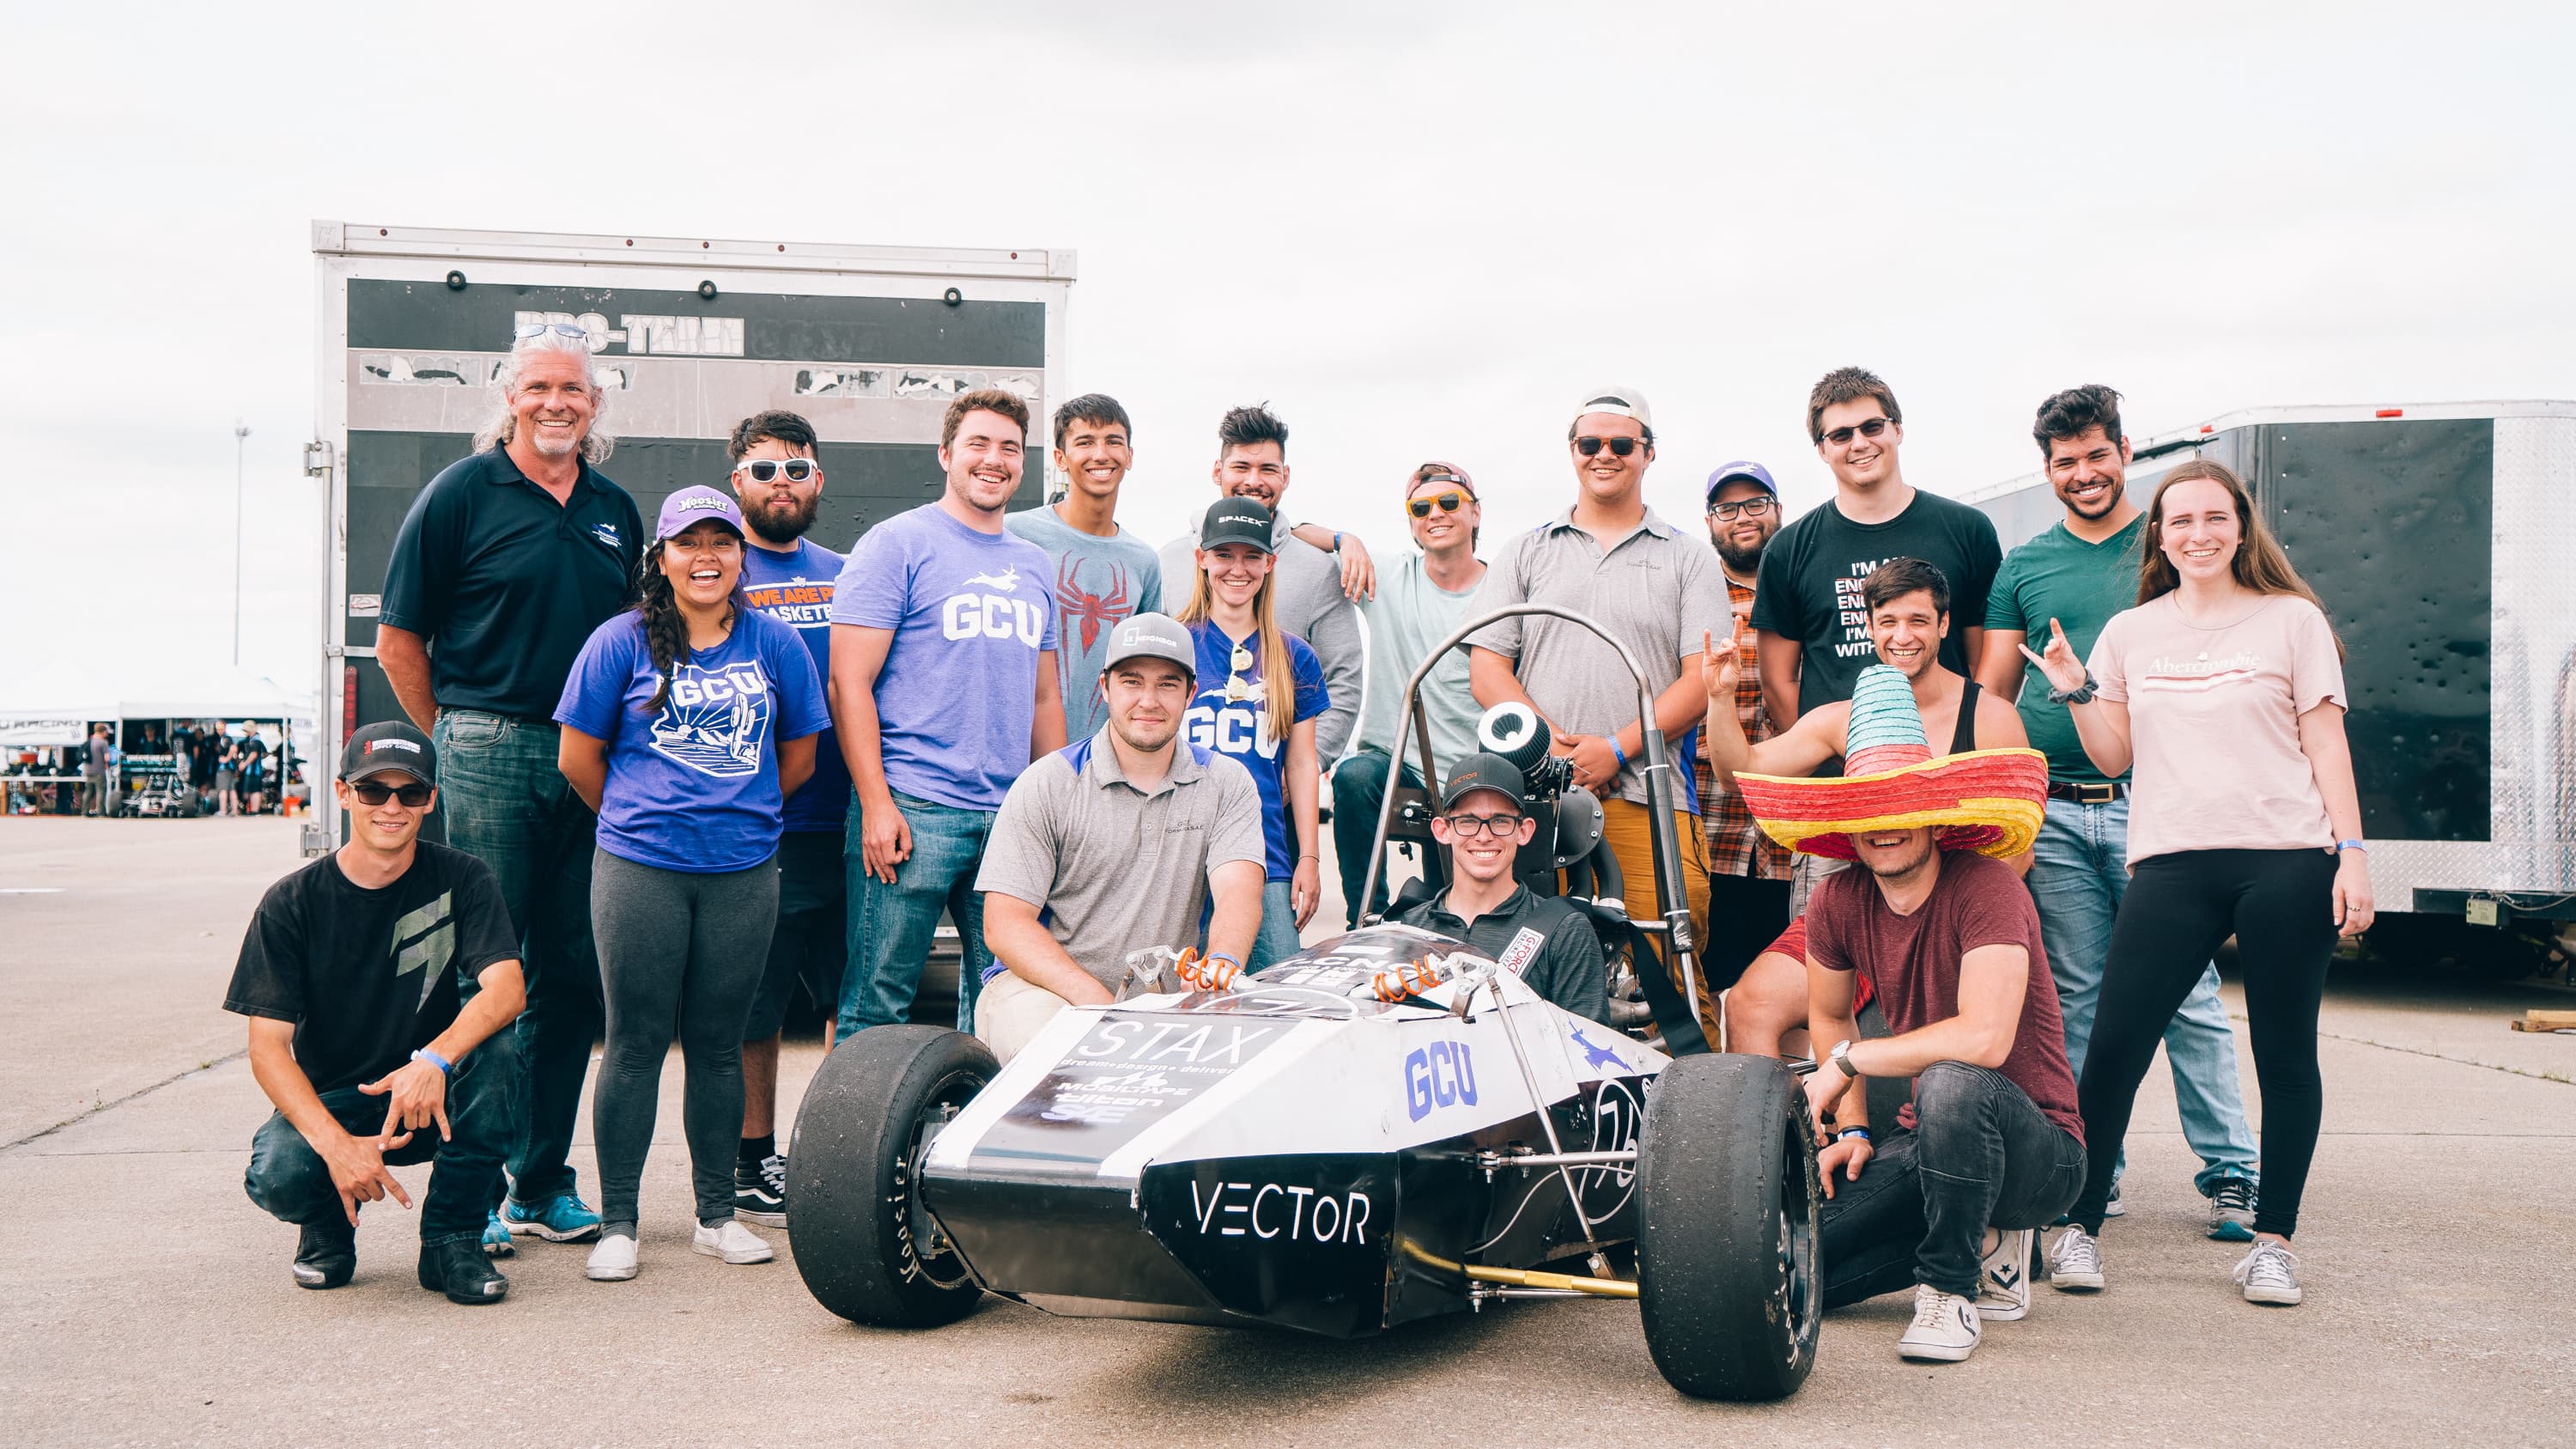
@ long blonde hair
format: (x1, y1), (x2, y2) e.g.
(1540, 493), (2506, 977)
(1179, 551), (1296, 737)
(2140, 460), (2343, 657)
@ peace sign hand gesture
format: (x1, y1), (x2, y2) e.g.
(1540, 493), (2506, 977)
(2017, 618), (2089, 697)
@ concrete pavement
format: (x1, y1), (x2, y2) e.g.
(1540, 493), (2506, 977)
(3, 815), (2572, 1446)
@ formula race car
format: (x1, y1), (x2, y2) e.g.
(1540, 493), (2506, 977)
(786, 605), (1822, 1401)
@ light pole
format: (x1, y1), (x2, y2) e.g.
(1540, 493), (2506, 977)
(233, 419), (250, 666)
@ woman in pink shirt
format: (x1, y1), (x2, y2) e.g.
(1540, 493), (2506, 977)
(2023, 460), (2370, 1309)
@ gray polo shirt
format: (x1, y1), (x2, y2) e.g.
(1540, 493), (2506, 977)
(1466, 507), (1729, 809)
(1158, 514), (1364, 764)
(975, 729), (1267, 993)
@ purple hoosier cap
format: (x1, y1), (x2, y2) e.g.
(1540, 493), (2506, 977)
(1705, 461), (1779, 503)
(656, 485), (747, 541)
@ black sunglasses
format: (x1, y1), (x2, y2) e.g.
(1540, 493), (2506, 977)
(1575, 435), (1643, 458)
(737, 459), (817, 484)
(349, 779), (433, 807)
(1820, 417), (1892, 447)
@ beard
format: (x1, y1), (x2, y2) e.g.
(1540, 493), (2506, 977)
(1110, 712), (1179, 754)
(1716, 535), (1767, 574)
(1857, 835), (1938, 880)
(743, 492), (819, 543)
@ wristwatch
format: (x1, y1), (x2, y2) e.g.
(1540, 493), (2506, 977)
(1829, 1038), (1860, 1080)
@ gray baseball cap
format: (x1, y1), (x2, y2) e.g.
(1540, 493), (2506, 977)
(1103, 612), (1196, 681)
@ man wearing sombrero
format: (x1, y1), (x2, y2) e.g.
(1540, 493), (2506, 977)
(1732, 661), (2081, 1364)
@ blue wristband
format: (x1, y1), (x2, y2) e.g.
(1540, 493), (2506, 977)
(1611, 737), (1629, 769)
(1206, 953), (1243, 974)
(410, 1048), (453, 1076)
(1835, 1126), (1872, 1143)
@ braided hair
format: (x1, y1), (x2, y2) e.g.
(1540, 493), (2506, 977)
(632, 540), (740, 712)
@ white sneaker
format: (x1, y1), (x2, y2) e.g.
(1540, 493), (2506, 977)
(2047, 1225), (2105, 1291)
(1978, 1227), (2033, 1321)
(586, 1233), (638, 1282)
(1898, 1283), (1983, 1362)
(2233, 1239), (2302, 1306)
(692, 1219), (774, 1265)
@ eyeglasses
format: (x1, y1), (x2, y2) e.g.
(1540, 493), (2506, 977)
(1443, 813), (1524, 839)
(1819, 417), (1892, 447)
(1407, 490), (1472, 519)
(737, 459), (817, 484)
(513, 322), (591, 343)
(349, 780), (433, 807)
(1574, 435), (1642, 458)
(1708, 496), (1776, 521)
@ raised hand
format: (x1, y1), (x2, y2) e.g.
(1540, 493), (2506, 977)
(2017, 618), (2088, 696)
(1700, 624), (1741, 705)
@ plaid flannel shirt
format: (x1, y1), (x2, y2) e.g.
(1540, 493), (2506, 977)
(1698, 574), (1792, 881)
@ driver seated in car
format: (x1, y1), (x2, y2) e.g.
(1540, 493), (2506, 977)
(974, 613), (1268, 1063)
(1390, 754), (1607, 1022)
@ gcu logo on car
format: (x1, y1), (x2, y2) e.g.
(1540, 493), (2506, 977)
(1403, 1040), (1477, 1122)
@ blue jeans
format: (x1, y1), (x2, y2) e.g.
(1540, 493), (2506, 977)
(433, 710), (600, 1207)
(244, 1028), (520, 1246)
(1249, 879), (1304, 971)
(1329, 750), (1432, 929)
(841, 792), (994, 1038)
(2026, 795), (2259, 1195)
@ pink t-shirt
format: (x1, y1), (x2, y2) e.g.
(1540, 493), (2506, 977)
(2088, 592), (2347, 865)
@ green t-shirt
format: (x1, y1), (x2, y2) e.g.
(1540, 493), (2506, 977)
(1983, 514), (2147, 785)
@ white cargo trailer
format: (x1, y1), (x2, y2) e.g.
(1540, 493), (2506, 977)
(1962, 400), (2576, 977)
(306, 221), (1075, 855)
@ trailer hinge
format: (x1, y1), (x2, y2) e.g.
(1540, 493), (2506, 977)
(303, 441), (336, 478)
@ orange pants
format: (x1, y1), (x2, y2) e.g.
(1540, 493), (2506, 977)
(1595, 799), (1717, 1045)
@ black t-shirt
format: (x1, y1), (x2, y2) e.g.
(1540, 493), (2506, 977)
(1749, 490), (2002, 718)
(1394, 885), (1608, 1023)
(380, 448), (644, 720)
(223, 842), (519, 1094)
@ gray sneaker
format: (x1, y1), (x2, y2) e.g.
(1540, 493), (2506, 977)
(2208, 1178), (2257, 1241)
(1898, 1283), (1983, 1362)
(1978, 1227), (2033, 1321)
(2233, 1239), (2302, 1306)
(2048, 1225), (2105, 1291)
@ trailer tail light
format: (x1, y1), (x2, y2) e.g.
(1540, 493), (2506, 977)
(2200, 425), (2215, 434)
(343, 666), (358, 738)
(2376, 408), (2403, 417)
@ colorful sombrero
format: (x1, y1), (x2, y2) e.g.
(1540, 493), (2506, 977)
(1732, 664), (2046, 860)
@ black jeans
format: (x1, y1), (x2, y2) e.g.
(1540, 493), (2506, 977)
(243, 1030), (519, 1247)
(1820, 1060), (2087, 1303)
(742, 831), (848, 1042)
(1703, 870), (1792, 995)
(2074, 848), (2336, 1239)
(1330, 750), (1436, 929)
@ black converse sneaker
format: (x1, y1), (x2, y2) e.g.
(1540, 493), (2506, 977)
(293, 1220), (356, 1290)
(734, 1152), (787, 1227)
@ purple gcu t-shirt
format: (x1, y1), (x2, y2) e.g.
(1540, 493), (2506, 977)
(739, 538), (849, 833)
(555, 610), (831, 874)
(829, 503), (1059, 813)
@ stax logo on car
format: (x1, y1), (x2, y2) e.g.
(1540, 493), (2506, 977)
(941, 568), (1045, 645)
(1072, 1019), (1276, 1066)
(1190, 1179), (1373, 1244)
(1402, 1040), (1478, 1122)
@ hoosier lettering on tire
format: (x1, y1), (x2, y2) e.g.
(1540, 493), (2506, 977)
(787, 1026), (994, 1327)
(1635, 1052), (1822, 1401)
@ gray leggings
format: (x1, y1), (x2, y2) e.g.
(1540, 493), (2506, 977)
(590, 848), (779, 1233)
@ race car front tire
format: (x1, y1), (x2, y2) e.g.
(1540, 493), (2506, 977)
(787, 1025), (994, 1327)
(1635, 1052), (1821, 1401)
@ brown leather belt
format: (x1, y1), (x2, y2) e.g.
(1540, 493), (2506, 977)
(2046, 782), (2125, 804)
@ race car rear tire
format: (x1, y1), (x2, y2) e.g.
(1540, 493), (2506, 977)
(787, 1025), (995, 1327)
(1635, 1052), (1821, 1401)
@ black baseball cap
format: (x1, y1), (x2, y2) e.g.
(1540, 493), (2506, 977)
(341, 721), (438, 785)
(1439, 752), (1529, 811)
(1200, 496), (1277, 554)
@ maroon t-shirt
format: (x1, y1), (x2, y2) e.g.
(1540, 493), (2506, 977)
(1805, 850), (2083, 1145)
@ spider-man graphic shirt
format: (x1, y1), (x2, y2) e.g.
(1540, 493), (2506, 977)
(1006, 505), (1163, 739)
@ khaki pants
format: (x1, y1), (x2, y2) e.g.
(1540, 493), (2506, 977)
(1595, 799), (1717, 1045)
(975, 971), (1072, 1065)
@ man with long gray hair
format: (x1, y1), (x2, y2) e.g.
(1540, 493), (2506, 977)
(378, 322), (643, 1256)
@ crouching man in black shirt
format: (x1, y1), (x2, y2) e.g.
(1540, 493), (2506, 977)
(1393, 754), (1607, 1021)
(226, 722), (526, 1303)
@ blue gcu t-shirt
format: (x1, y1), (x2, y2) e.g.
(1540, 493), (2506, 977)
(830, 504), (1059, 813)
(739, 538), (850, 832)
(1184, 620), (1330, 880)
(555, 610), (831, 873)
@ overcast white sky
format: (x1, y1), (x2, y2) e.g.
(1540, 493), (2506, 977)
(4, 2), (2570, 703)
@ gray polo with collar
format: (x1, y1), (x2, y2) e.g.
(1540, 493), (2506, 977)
(1465, 507), (1729, 807)
(975, 728), (1268, 992)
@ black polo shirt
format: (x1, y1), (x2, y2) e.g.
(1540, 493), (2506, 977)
(1393, 884), (1607, 1024)
(380, 448), (643, 719)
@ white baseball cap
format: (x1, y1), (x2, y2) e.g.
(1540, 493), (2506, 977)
(1571, 385), (1653, 434)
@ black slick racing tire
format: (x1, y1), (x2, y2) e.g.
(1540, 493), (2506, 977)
(1635, 1052), (1821, 1401)
(787, 1025), (994, 1327)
